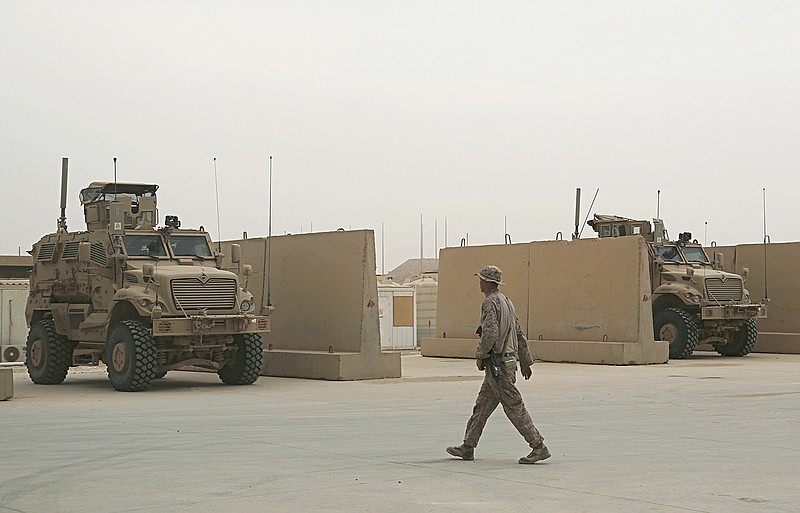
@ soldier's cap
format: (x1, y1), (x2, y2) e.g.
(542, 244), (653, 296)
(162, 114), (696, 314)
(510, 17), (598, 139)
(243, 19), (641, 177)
(476, 265), (504, 285)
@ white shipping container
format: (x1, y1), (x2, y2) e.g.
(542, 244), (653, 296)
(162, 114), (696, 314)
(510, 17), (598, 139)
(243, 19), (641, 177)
(1, 280), (29, 363)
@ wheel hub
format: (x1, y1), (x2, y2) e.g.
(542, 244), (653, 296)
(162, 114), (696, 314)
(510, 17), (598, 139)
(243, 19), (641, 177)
(659, 324), (678, 345)
(30, 339), (43, 367)
(111, 343), (129, 373)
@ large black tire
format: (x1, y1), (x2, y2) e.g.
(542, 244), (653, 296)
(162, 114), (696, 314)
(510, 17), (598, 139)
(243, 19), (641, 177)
(106, 320), (157, 392)
(654, 308), (699, 359)
(218, 333), (263, 385)
(716, 318), (758, 357)
(26, 319), (72, 384)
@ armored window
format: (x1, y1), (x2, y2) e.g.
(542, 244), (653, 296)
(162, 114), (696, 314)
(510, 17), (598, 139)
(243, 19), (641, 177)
(170, 236), (213, 258)
(682, 246), (709, 264)
(37, 243), (56, 262)
(80, 187), (103, 204)
(657, 245), (683, 263)
(632, 225), (642, 235)
(122, 235), (167, 257)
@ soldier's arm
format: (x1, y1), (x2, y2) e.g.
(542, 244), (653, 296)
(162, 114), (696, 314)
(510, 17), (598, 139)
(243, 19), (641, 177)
(516, 319), (534, 368)
(475, 299), (499, 359)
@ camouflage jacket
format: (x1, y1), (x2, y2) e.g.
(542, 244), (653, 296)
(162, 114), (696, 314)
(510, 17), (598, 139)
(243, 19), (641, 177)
(475, 290), (534, 367)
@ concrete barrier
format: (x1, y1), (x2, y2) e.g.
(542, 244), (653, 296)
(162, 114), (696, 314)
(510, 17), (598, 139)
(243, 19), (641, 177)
(421, 237), (667, 365)
(1, 367), (12, 400)
(528, 237), (664, 364)
(222, 230), (400, 380)
(435, 242), (532, 339)
(705, 242), (800, 354)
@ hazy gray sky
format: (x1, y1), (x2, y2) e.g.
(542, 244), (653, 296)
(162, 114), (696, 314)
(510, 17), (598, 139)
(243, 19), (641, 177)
(2, 1), (798, 271)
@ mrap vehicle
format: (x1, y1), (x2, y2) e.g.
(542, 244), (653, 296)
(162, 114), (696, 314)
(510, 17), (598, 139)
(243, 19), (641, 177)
(25, 158), (270, 391)
(588, 214), (766, 359)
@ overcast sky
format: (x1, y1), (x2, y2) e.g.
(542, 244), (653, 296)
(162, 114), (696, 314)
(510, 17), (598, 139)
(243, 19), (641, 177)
(1, 1), (798, 271)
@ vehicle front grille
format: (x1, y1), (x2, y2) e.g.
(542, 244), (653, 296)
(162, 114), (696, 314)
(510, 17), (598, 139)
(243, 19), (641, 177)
(171, 277), (237, 311)
(705, 277), (743, 302)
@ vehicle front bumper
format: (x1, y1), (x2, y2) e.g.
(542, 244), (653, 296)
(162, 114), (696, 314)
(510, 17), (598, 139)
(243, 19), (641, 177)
(151, 314), (270, 337)
(700, 304), (767, 321)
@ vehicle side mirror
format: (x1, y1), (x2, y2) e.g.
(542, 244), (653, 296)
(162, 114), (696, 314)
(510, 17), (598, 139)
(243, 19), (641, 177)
(231, 244), (241, 264)
(714, 252), (724, 270)
(686, 266), (694, 278)
(142, 264), (154, 278)
(243, 264), (252, 277)
(741, 267), (749, 279)
(78, 242), (91, 264)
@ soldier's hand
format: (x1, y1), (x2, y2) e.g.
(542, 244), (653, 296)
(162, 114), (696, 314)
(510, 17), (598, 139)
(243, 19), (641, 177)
(521, 365), (532, 380)
(476, 358), (485, 371)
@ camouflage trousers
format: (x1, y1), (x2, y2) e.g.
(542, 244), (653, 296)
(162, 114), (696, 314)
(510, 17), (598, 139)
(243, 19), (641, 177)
(463, 363), (544, 448)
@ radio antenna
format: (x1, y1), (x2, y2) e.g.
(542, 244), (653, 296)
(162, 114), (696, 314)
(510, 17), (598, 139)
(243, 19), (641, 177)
(113, 157), (118, 196)
(656, 189), (661, 219)
(266, 156), (273, 308)
(762, 188), (769, 300)
(578, 188), (599, 238)
(572, 189), (581, 239)
(58, 157), (69, 232)
(213, 157), (222, 253)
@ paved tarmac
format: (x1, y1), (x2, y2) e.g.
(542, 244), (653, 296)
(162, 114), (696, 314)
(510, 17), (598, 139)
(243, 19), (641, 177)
(2, 352), (799, 513)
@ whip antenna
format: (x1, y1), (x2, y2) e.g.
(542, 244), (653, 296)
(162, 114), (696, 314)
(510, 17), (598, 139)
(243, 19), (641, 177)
(266, 156), (273, 308)
(762, 188), (769, 300)
(578, 188), (599, 238)
(213, 157), (222, 252)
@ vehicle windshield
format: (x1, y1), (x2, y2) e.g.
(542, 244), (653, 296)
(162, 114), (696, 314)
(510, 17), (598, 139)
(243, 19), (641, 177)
(170, 235), (213, 258)
(122, 235), (168, 257)
(682, 246), (710, 264)
(657, 245), (684, 263)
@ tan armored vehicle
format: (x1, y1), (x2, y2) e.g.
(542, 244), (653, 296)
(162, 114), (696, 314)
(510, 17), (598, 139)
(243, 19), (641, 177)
(25, 158), (271, 391)
(589, 214), (767, 359)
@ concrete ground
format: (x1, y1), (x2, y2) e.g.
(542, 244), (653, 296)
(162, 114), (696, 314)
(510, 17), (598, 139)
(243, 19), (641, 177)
(1, 353), (798, 513)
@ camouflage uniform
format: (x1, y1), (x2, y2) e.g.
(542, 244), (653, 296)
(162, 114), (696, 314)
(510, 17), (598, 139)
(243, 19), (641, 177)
(462, 290), (544, 449)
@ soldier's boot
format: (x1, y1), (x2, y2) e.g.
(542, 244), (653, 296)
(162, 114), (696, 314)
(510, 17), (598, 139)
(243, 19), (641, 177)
(519, 443), (551, 464)
(446, 444), (474, 461)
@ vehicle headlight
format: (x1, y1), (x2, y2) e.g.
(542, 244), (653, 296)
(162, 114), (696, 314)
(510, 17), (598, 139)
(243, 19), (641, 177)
(241, 300), (252, 312)
(686, 294), (702, 304)
(137, 299), (164, 310)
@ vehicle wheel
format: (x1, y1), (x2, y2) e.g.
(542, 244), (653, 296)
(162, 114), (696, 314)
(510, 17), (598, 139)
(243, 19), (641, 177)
(654, 308), (699, 359)
(26, 319), (72, 384)
(106, 320), (157, 392)
(218, 333), (263, 385)
(716, 318), (758, 357)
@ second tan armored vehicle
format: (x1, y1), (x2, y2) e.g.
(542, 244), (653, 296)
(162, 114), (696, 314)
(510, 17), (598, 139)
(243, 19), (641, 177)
(589, 214), (767, 359)
(25, 159), (271, 391)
